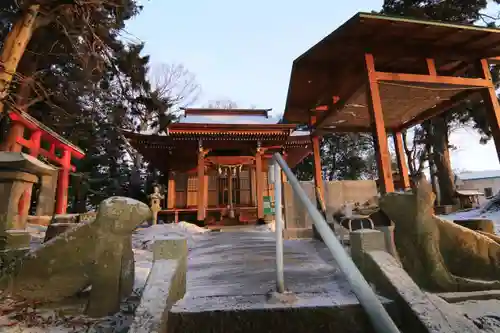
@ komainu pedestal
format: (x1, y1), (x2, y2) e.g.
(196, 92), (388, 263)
(0, 196), (152, 318)
(380, 177), (500, 292)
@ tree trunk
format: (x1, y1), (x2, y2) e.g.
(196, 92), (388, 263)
(0, 5), (39, 114)
(430, 116), (457, 205)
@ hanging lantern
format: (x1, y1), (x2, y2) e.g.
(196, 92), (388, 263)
(218, 166), (222, 175)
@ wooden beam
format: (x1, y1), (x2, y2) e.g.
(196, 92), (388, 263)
(365, 53), (395, 194)
(426, 58), (437, 76)
(397, 89), (478, 131)
(393, 132), (410, 189)
(375, 70), (491, 87)
(479, 58), (500, 163)
(489, 56), (500, 64)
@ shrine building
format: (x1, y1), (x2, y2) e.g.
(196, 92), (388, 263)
(124, 108), (311, 225)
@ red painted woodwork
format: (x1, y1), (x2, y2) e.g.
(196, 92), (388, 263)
(4, 111), (85, 214)
(55, 149), (72, 214)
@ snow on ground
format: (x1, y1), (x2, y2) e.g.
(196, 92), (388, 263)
(3, 221), (270, 332)
(439, 205), (500, 234)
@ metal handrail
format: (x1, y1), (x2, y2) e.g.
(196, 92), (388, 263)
(272, 152), (400, 333)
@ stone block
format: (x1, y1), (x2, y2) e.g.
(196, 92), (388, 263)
(453, 218), (495, 234)
(4, 230), (31, 250)
(374, 226), (399, 259)
(350, 229), (386, 272)
(153, 237), (188, 261)
(129, 257), (187, 333)
(365, 251), (482, 333)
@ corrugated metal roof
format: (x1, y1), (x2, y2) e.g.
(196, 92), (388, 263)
(458, 170), (500, 180)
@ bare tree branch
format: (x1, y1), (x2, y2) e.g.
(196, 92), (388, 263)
(150, 63), (201, 110)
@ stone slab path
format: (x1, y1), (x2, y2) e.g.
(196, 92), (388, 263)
(171, 231), (384, 312)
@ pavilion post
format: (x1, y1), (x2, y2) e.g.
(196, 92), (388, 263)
(196, 145), (206, 222)
(167, 171), (176, 209)
(393, 132), (410, 189)
(256, 147), (264, 221)
(479, 59), (500, 163)
(310, 115), (326, 215)
(55, 149), (72, 214)
(365, 53), (394, 194)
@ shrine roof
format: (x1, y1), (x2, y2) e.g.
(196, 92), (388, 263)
(167, 122), (297, 136)
(179, 108), (279, 125)
(284, 12), (500, 129)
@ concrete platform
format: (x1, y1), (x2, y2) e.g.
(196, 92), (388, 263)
(168, 232), (397, 332)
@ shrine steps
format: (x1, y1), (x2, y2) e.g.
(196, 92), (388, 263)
(147, 231), (402, 333)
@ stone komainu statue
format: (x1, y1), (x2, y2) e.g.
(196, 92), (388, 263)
(0, 196), (151, 317)
(379, 177), (500, 292)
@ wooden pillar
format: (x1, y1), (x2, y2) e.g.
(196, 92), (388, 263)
(29, 130), (41, 157)
(250, 166), (257, 206)
(197, 148), (206, 221)
(365, 53), (394, 194)
(167, 172), (176, 209)
(479, 59), (500, 163)
(256, 149), (264, 220)
(55, 149), (71, 214)
(393, 132), (410, 189)
(18, 129), (42, 218)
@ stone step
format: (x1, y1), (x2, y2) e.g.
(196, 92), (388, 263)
(166, 294), (399, 333)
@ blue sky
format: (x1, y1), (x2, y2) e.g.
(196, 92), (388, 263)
(127, 0), (500, 172)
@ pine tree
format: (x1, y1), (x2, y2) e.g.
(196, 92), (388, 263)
(0, 1), (173, 211)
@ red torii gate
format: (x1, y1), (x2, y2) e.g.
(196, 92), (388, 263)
(2, 110), (85, 214)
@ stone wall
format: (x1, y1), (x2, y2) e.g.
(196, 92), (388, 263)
(283, 180), (377, 231)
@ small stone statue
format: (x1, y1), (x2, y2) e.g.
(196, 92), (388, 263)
(149, 185), (164, 225)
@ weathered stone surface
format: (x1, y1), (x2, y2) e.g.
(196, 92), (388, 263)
(129, 238), (187, 333)
(375, 225), (399, 259)
(35, 168), (58, 216)
(365, 250), (482, 333)
(4, 230), (31, 250)
(0, 196), (151, 318)
(380, 177), (500, 292)
(350, 229), (386, 272)
(0, 152), (57, 231)
(153, 236), (187, 261)
(0, 171), (38, 231)
(43, 223), (75, 243)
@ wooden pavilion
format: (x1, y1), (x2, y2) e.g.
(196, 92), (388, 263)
(124, 108), (311, 224)
(284, 12), (500, 200)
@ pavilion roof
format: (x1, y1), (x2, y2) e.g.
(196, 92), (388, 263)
(283, 12), (500, 131)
